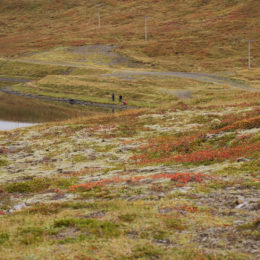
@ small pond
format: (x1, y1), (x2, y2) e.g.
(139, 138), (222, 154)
(0, 120), (37, 131)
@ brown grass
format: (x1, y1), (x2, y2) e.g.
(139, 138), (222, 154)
(0, 0), (259, 72)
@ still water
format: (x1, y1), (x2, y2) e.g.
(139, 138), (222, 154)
(0, 120), (37, 131)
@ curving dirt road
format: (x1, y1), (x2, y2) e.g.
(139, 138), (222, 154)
(0, 76), (31, 83)
(10, 58), (257, 92)
(0, 76), (136, 109)
(0, 58), (258, 108)
(103, 70), (257, 92)
(0, 86), (136, 110)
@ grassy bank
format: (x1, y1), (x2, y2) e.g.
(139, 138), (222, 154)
(0, 92), (110, 122)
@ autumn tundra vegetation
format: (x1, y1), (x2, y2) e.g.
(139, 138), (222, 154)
(0, 0), (259, 259)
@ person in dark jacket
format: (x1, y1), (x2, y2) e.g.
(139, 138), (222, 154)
(112, 93), (115, 102)
(119, 95), (122, 102)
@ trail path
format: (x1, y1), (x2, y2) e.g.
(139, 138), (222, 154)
(13, 59), (91, 68)
(0, 58), (258, 107)
(0, 86), (136, 110)
(0, 76), (31, 83)
(0, 73), (136, 109)
(12, 58), (259, 91)
(103, 70), (257, 92)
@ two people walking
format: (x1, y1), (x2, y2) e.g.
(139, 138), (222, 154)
(112, 93), (127, 105)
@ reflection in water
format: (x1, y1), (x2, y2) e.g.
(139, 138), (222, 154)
(0, 120), (37, 131)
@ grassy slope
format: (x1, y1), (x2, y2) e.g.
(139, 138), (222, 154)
(0, 0), (259, 71)
(0, 90), (259, 259)
(0, 92), (107, 122)
(0, 1), (259, 259)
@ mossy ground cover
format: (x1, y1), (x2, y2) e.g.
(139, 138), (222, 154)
(0, 84), (259, 259)
(0, 59), (69, 79)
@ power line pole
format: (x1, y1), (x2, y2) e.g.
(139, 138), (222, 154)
(98, 10), (101, 28)
(145, 16), (147, 41)
(248, 39), (251, 69)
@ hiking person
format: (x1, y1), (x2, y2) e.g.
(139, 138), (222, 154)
(119, 95), (122, 102)
(123, 100), (127, 105)
(112, 93), (115, 102)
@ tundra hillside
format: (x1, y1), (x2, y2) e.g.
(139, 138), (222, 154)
(0, 0), (259, 71)
(0, 0), (259, 259)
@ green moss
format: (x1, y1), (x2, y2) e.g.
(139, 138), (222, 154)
(24, 203), (63, 215)
(238, 219), (260, 230)
(54, 218), (120, 238)
(164, 218), (187, 231)
(0, 232), (9, 245)
(72, 154), (88, 163)
(5, 179), (49, 193)
(215, 157), (260, 177)
(18, 226), (45, 245)
(0, 60), (67, 79)
(118, 213), (137, 223)
(131, 244), (163, 259)
(0, 159), (8, 167)
(5, 177), (77, 193)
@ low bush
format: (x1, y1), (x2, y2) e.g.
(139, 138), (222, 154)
(0, 232), (9, 245)
(5, 177), (76, 193)
(18, 226), (45, 245)
(0, 159), (8, 167)
(218, 116), (260, 132)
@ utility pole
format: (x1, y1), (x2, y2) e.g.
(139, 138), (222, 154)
(248, 39), (251, 69)
(145, 16), (148, 41)
(98, 10), (101, 28)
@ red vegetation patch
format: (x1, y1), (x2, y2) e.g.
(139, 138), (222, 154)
(65, 167), (101, 177)
(131, 141), (260, 165)
(198, 103), (260, 110)
(217, 116), (260, 133)
(138, 134), (202, 154)
(0, 147), (18, 154)
(0, 147), (8, 154)
(69, 172), (209, 191)
(173, 205), (199, 213)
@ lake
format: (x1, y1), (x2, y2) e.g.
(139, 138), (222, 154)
(0, 120), (37, 131)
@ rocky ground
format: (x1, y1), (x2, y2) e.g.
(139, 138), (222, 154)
(0, 98), (259, 259)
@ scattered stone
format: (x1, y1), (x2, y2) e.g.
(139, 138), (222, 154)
(56, 228), (80, 239)
(235, 201), (260, 211)
(62, 171), (74, 175)
(234, 220), (245, 225)
(88, 154), (97, 160)
(81, 211), (106, 219)
(127, 231), (139, 239)
(50, 193), (66, 200)
(237, 158), (251, 162)
(158, 207), (173, 214)
(153, 239), (172, 246)
(7, 202), (27, 213)
(157, 192), (165, 199)
(205, 132), (225, 139)
(210, 119), (221, 128)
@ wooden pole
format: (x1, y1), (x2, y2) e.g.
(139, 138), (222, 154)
(145, 16), (147, 41)
(248, 40), (251, 69)
(98, 10), (101, 28)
